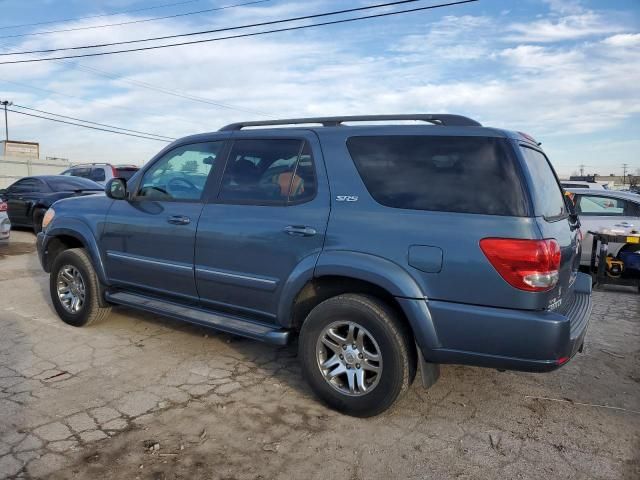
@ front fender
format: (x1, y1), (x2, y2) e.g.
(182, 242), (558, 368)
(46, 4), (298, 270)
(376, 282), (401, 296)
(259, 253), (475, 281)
(43, 219), (108, 286)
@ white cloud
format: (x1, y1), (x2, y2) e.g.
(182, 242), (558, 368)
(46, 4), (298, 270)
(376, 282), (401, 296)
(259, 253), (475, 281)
(0, 1), (638, 175)
(506, 12), (626, 43)
(602, 33), (640, 47)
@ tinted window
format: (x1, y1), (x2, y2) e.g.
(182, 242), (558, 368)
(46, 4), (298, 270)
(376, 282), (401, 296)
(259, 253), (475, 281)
(115, 168), (138, 181)
(347, 136), (527, 216)
(627, 201), (640, 217)
(138, 142), (223, 201)
(70, 167), (92, 179)
(219, 139), (316, 205)
(9, 178), (47, 193)
(90, 168), (106, 182)
(576, 195), (632, 217)
(520, 147), (566, 219)
(46, 176), (103, 191)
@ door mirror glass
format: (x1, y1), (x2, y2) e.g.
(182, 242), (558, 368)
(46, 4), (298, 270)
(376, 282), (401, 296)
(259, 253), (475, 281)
(106, 178), (127, 200)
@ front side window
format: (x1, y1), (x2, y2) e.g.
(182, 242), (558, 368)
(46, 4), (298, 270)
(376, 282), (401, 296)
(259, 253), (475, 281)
(576, 195), (627, 216)
(218, 139), (317, 205)
(520, 146), (566, 219)
(138, 142), (224, 201)
(347, 135), (527, 216)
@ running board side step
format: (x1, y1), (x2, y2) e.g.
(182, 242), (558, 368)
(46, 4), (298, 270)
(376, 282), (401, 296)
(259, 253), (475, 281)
(105, 291), (291, 346)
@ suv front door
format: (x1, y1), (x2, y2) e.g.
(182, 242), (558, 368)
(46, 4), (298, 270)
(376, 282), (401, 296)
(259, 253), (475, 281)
(195, 133), (329, 321)
(101, 140), (226, 300)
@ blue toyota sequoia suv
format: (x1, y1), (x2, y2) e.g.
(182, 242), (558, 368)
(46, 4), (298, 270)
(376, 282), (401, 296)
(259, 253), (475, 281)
(37, 114), (592, 417)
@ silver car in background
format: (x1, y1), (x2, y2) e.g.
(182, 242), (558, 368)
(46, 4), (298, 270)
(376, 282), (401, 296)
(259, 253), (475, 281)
(0, 200), (10, 241)
(60, 163), (139, 186)
(567, 188), (640, 265)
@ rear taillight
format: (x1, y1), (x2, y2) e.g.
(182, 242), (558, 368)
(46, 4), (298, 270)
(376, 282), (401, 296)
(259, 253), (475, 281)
(480, 238), (561, 292)
(111, 165), (118, 178)
(0, 201), (7, 212)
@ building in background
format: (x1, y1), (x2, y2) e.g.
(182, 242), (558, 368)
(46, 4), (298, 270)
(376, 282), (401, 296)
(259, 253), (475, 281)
(1, 140), (39, 159)
(0, 140), (70, 188)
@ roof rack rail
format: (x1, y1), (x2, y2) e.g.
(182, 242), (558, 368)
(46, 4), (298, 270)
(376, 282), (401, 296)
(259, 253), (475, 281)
(219, 114), (481, 131)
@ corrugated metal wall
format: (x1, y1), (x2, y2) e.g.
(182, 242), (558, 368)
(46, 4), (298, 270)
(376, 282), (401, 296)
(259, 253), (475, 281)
(0, 156), (71, 188)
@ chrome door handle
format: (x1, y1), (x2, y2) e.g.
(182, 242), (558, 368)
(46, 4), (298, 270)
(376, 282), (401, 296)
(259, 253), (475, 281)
(284, 225), (317, 236)
(167, 215), (191, 225)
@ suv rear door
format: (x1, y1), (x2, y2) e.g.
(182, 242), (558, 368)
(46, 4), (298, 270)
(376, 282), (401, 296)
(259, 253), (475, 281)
(194, 132), (329, 321)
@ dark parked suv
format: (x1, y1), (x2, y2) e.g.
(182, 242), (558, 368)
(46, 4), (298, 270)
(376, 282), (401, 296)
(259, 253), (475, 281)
(36, 114), (592, 416)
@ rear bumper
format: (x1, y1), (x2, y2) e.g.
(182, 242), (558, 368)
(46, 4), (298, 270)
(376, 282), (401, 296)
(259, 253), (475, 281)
(399, 272), (592, 373)
(0, 216), (10, 240)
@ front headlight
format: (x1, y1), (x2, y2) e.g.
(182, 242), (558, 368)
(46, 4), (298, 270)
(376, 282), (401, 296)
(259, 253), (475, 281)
(42, 208), (55, 231)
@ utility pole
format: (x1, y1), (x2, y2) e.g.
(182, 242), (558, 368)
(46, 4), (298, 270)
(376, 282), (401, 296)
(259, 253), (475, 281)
(579, 163), (586, 177)
(622, 163), (628, 186)
(1, 100), (12, 141)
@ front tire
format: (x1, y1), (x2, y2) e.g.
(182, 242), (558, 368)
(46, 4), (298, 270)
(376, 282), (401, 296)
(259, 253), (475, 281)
(299, 294), (416, 417)
(50, 248), (111, 327)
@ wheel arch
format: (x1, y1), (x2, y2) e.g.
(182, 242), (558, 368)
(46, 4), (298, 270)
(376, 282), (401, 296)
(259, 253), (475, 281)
(278, 251), (439, 354)
(42, 221), (108, 286)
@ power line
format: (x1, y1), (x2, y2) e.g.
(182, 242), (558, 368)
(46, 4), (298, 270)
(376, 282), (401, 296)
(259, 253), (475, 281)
(12, 104), (176, 140)
(0, 77), (204, 128)
(0, 0), (271, 40)
(0, 51), (273, 117)
(1, 0), (426, 55)
(0, 0), (479, 64)
(7, 108), (174, 142)
(0, 0), (205, 31)
(69, 63), (274, 117)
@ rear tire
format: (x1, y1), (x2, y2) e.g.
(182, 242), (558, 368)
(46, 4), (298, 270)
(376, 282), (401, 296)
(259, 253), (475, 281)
(299, 294), (416, 417)
(50, 248), (111, 327)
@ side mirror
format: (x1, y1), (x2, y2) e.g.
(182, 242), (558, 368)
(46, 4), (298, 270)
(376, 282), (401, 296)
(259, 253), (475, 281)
(105, 178), (127, 200)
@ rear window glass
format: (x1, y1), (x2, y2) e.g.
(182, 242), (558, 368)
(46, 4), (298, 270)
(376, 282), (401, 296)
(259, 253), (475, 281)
(520, 147), (566, 219)
(115, 168), (138, 181)
(346, 136), (527, 216)
(46, 176), (103, 191)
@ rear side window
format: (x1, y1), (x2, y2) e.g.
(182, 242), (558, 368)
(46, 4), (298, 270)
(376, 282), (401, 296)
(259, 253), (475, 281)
(219, 139), (317, 205)
(520, 147), (566, 219)
(347, 136), (527, 216)
(90, 168), (106, 182)
(70, 167), (92, 179)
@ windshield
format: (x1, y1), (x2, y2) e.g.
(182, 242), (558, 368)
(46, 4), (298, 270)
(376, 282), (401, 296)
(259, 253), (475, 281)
(45, 176), (103, 191)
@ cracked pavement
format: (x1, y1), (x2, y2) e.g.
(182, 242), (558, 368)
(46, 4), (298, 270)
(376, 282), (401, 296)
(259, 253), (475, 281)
(1, 230), (639, 479)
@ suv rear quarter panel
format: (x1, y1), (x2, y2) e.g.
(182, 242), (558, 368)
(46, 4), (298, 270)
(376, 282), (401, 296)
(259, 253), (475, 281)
(316, 127), (556, 310)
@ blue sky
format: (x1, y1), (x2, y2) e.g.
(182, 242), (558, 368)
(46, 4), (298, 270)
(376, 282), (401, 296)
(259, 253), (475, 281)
(0, 0), (638, 176)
